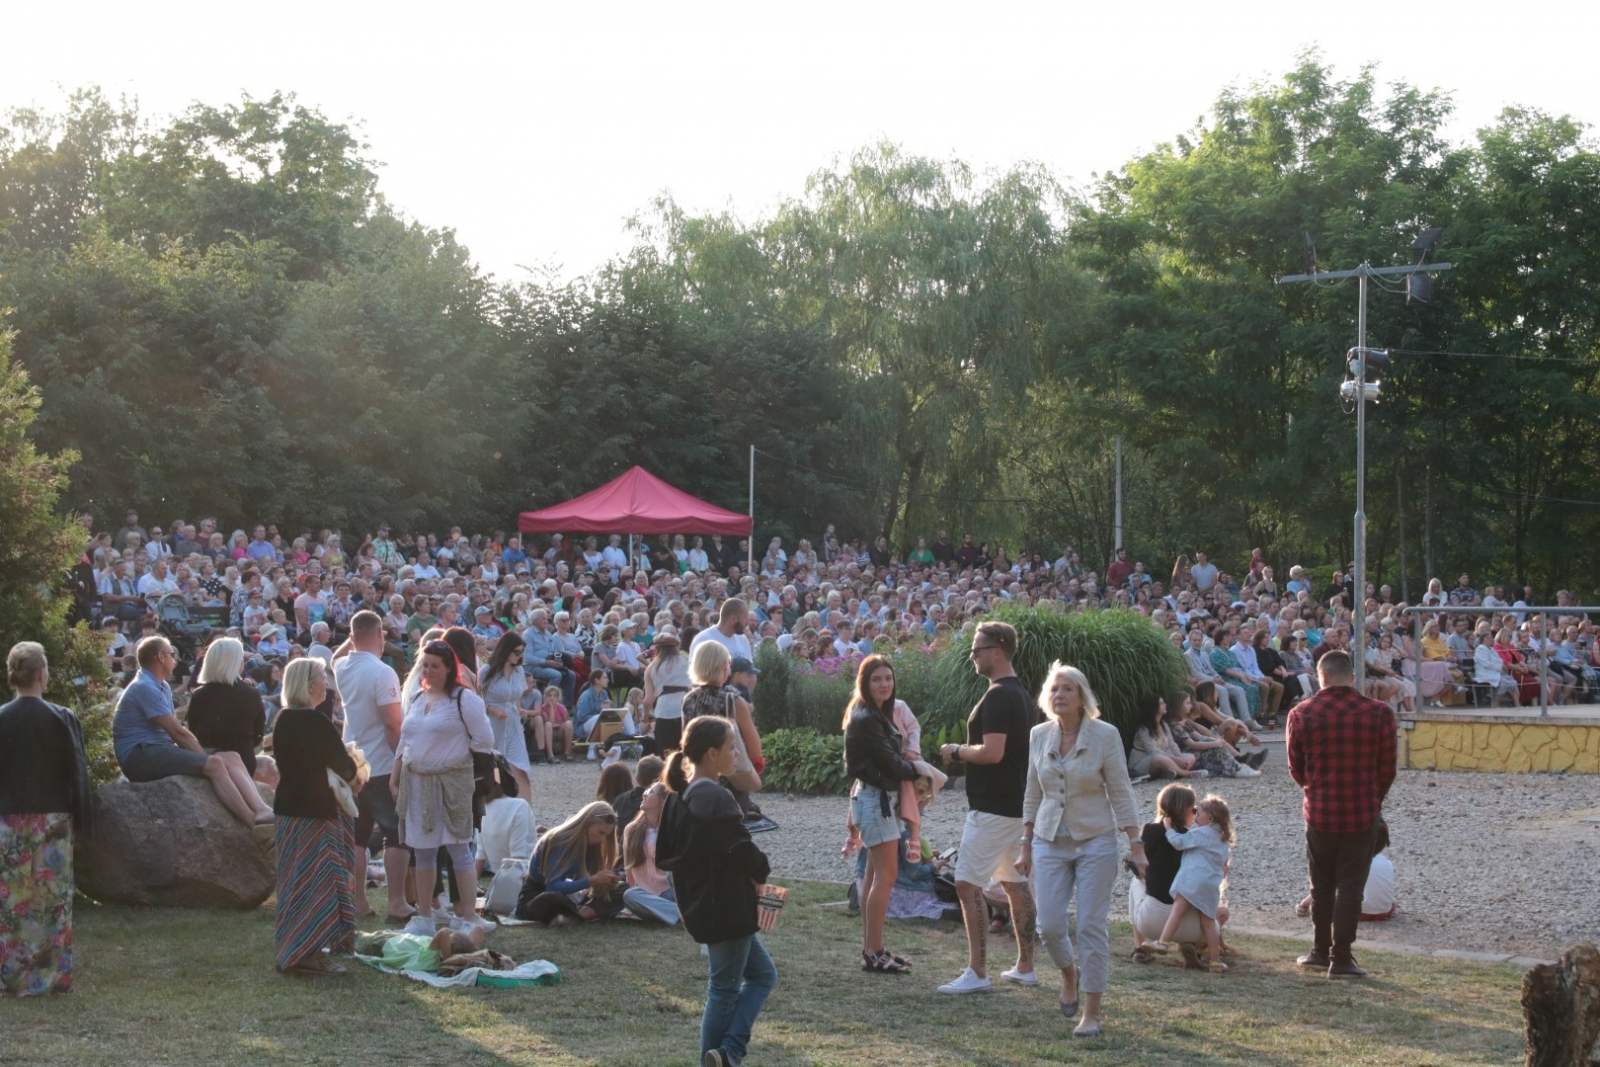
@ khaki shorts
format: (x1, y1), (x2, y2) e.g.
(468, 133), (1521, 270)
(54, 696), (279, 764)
(953, 810), (1026, 885)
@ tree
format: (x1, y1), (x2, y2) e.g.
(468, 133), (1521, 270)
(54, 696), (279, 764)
(626, 147), (1085, 545)
(0, 325), (103, 705)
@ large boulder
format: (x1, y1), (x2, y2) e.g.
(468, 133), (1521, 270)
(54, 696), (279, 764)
(79, 776), (275, 908)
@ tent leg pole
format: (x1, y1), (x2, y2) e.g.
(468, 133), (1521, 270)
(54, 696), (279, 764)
(747, 445), (756, 576)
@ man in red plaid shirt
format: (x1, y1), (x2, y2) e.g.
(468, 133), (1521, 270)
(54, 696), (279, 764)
(1285, 650), (1396, 978)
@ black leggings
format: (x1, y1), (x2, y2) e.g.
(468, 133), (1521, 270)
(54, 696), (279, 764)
(516, 891), (585, 924)
(654, 718), (682, 753)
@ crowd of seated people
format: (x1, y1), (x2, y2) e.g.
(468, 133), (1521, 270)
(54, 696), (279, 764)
(85, 514), (1597, 789)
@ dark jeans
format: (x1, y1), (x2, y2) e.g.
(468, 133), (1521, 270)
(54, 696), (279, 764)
(1306, 824), (1378, 959)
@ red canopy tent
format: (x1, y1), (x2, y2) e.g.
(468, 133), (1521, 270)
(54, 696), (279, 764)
(517, 466), (752, 536)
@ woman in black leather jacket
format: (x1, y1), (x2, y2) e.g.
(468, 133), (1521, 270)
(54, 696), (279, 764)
(843, 654), (921, 974)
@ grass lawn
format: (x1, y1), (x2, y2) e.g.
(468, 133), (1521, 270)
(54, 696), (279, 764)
(1, 881), (1523, 1066)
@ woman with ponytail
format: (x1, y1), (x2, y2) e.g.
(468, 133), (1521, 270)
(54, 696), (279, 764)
(656, 716), (776, 1067)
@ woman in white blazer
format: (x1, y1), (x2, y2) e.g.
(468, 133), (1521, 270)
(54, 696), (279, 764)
(1019, 663), (1144, 1038)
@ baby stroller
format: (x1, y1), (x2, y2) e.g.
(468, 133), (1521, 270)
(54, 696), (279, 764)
(157, 593), (208, 659)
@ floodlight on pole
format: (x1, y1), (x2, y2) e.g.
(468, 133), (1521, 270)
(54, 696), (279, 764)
(1279, 235), (1451, 687)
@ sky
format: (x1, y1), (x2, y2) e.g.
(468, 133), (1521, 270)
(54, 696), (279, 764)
(4, 1), (1594, 283)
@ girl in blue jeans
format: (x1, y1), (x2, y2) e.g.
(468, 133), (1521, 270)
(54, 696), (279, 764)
(656, 716), (776, 1067)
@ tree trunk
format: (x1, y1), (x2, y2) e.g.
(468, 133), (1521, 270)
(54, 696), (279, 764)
(881, 459), (905, 544)
(1522, 941), (1600, 1067)
(898, 450), (926, 551)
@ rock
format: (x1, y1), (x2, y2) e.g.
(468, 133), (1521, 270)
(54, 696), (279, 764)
(79, 776), (275, 909)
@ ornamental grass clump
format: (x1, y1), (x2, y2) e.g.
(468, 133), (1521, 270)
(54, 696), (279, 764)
(927, 605), (1188, 750)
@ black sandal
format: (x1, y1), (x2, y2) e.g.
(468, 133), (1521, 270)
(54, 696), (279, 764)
(862, 950), (910, 975)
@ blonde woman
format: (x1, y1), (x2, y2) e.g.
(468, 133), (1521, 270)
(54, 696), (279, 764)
(271, 657), (362, 976)
(187, 637), (274, 786)
(1019, 664), (1143, 1037)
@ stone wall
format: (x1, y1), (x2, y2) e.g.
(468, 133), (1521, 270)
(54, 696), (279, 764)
(1402, 711), (1600, 773)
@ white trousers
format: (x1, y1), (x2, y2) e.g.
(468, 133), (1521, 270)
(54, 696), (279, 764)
(1032, 831), (1119, 993)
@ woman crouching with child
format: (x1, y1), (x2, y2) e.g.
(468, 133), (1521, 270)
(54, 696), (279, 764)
(657, 715), (776, 1067)
(1144, 790), (1236, 973)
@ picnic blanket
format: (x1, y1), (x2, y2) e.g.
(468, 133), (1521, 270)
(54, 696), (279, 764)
(356, 954), (562, 989)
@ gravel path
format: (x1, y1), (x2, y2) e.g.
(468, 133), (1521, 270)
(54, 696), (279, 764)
(526, 744), (1597, 960)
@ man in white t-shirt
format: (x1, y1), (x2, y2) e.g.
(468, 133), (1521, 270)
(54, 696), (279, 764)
(137, 559), (179, 610)
(1190, 551), (1219, 593)
(335, 610), (408, 920)
(690, 597), (754, 663)
(307, 622), (336, 667)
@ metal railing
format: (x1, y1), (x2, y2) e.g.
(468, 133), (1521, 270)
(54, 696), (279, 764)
(1397, 604), (1600, 718)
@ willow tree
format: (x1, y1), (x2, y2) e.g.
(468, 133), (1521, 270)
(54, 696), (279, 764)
(763, 146), (1084, 542)
(623, 147), (1086, 545)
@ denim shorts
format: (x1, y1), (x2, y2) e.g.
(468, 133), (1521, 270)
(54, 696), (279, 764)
(121, 742), (209, 782)
(850, 784), (902, 848)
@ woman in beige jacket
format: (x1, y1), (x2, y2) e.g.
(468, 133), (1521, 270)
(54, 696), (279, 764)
(1018, 663), (1144, 1038)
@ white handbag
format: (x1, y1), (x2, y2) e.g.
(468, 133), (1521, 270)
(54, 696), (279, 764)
(483, 856), (530, 917)
(327, 769), (360, 818)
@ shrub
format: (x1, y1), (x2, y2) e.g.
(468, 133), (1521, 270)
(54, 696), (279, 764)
(787, 669), (855, 734)
(927, 605), (1188, 751)
(759, 728), (850, 795)
(751, 642), (793, 733)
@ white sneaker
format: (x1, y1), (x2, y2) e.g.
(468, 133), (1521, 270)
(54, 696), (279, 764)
(586, 746), (598, 761)
(1000, 966), (1040, 986)
(402, 914), (437, 937)
(1234, 766), (1261, 778)
(938, 967), (992, 994)
(451, 915), (497, 936)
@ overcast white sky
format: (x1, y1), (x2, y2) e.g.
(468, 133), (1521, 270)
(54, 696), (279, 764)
(5, 1), (1593, 282)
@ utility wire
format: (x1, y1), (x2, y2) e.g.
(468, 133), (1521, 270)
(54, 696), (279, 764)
(1389, 348), (1596, 364)
(1450, 481), (1600, 509)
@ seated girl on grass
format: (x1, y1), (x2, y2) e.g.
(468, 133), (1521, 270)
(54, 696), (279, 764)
(513, 802), (623, 924)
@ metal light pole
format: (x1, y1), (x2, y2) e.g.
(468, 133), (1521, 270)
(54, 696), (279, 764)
(1354, 269), (1368, 686)
(747, 444), (756, 576)
(1280, 254), (1451, 688)
(1114, 435), (1124, 553)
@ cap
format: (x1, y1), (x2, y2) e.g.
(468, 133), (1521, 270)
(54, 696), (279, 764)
(474, 606), (491, 616)
(730, 655), (760, 676)
(619, 619), (637, 631)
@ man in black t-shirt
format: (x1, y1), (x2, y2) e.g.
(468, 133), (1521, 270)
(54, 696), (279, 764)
(937, 621), (1038, 994)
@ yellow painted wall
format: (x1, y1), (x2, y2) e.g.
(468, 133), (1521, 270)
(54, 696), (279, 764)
(1405, 719), (1600, 772)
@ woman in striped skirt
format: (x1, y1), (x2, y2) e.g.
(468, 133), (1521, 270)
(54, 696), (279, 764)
(272, 658), (362, 976)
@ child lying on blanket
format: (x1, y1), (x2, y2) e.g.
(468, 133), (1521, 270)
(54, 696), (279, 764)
(355, 925), (483, 973)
